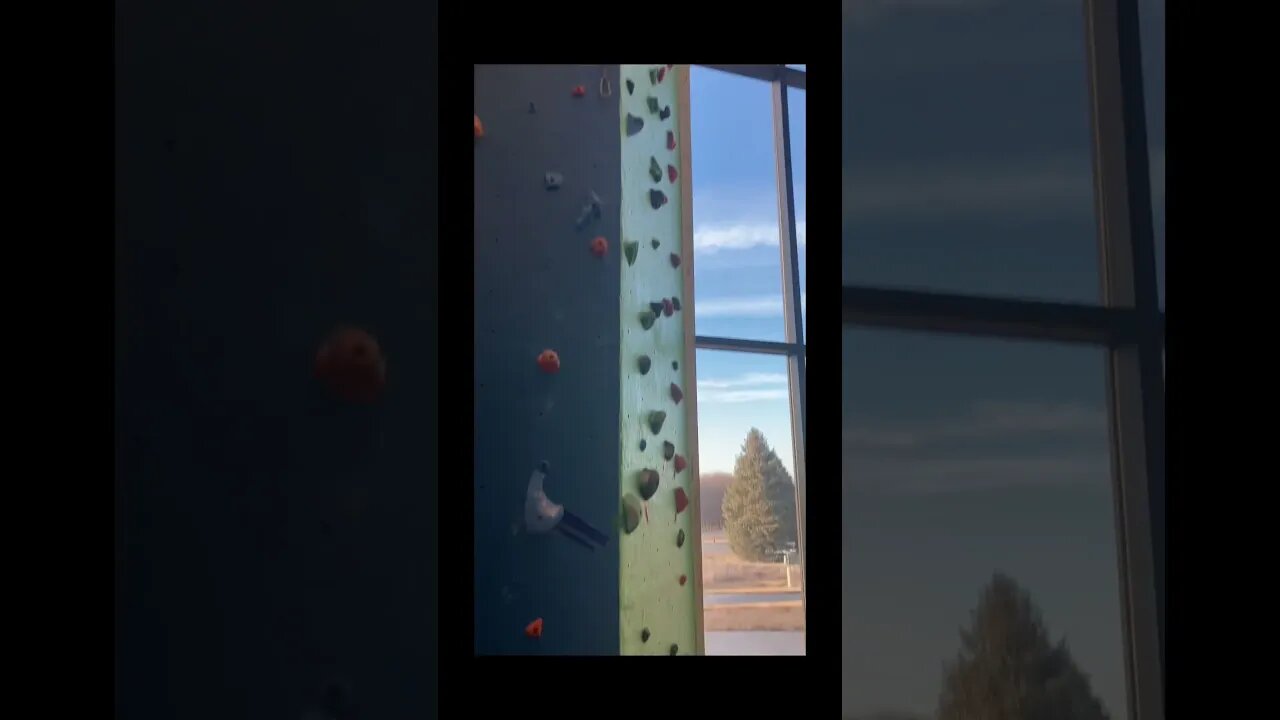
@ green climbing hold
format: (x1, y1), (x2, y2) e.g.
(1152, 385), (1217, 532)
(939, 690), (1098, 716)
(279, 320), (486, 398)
(676, 528), (685, 548)
(651, 238), (660, 249)
(641, 627), (650, 642)
(639, 311), (656, 330)
(622, 494), (642, 534)
(649, 69), (658, 85)
(638, 355), (651, 374)
(649, 156), (662, 183)
(648, 410), (666, 434)
(649, 301), (664, 316)
(671, 296), (681, 311)
(672, 360), (678, 370)
(663, 441), (675, 461)
(647, 96), (660, 114)
(637, 469), (660, 500)
(623, 240), (639, 266)
(639, 439), (647, 451)
(669, 644), (679, 656)
(626, 78), (635, 95)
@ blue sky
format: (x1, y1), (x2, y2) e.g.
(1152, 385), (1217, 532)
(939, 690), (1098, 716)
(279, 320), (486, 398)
(688, 66), (805, 479)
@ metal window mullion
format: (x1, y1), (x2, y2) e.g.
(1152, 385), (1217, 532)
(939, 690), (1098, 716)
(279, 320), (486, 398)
(699, 64), (806, 90)
(1085, 1), (1165, 719)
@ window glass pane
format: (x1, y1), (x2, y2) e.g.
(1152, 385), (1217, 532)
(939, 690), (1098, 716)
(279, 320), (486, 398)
(790, 87), (806, 339)
(842, 328), (1128, 718)
(786, 64), (806, 71)
(1140, 0), (1165, 308)
(697, 349), (803, 655)
(692, 67), (787, 342)
(842, 3), (1100, 304)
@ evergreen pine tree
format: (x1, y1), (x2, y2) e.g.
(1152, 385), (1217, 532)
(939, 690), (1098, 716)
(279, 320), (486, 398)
(721, 428), (798, 561)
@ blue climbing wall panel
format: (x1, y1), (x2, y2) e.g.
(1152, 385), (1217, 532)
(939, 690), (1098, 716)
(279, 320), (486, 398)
(473, 64), (623, 655)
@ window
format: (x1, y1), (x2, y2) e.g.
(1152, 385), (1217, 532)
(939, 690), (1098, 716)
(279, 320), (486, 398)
(689, 64), (806, 655)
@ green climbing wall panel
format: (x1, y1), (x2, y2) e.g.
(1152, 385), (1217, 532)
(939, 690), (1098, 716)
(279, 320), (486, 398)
(618, 64), (698, 656)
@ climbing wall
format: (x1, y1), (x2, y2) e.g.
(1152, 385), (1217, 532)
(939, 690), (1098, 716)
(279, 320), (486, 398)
(617, 64), (700, 656)
(473, 65), (623, 655)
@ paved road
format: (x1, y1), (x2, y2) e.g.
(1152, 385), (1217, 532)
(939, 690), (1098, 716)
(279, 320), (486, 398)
(704, 631), (804, 655)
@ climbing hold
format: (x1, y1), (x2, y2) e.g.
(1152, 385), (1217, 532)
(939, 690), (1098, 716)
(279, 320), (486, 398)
(623, 240), (639, 266)
(590, 236), (608, 257)
(669, 252), (681, 268)
(676, 528), (686, 548)
(672, 360), (679, 370)
(622, 494), (642, 534)
(670, 383), (683, 404)
(679, 575), (687, 586)
(671, 297), (681, 311)
(637, 355), (652, 374)
(626, 79), (635, 95)
(639, 439), (647, 451)
(649, 189), (668, 209)
(668, 164), (678, 183)
(648, 410), (667, 434)
(537, 349), (560, 374)
(649, 69), (658, 85)
(649, 156), (663, 183)
(674, 487), (689, 515)
(525, 618), (543, 639)
(669, 644), (679, 656)
(646, 96), (660, 114)
(641, 627), (650, 642)
(649, 301), (664, 316)
(662, 298), (674, 317)
(639, 311), (656, 330)
(626, 114), (645, 137)
(572, 85), (586, 97)
(474, 114), (484, 139)
(637, 469), (660, 501)
(529, 101), (536, 114)
(674, 454), (687, 474)
(545, 172), (563, 190)
(667, 130), (676, 150)
(659, 106), (671, 121)
(658, 66), (667, 83)
(314, 326), (387, 404)
(590, 191), (603, 215)
(662, 441), (675, 461)
(650, 238), (660, 249)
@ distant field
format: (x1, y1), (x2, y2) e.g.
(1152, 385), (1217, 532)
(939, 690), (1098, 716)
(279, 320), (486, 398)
(701, 531), (803, 632)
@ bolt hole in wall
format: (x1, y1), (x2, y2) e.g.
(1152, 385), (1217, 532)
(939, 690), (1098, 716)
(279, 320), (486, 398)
(690, 65), (806, 655)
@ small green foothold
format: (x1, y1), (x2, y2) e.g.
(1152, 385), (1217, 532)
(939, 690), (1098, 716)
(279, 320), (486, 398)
(639, 439), (647, 451)
(637, 469), (660, 500)
(669, 644), (679, 656)
(649, 69), (658, 85)
(677, 529), (686, 548)
(672, 360), (679, 370)
(638, 355), (651, 374)
(649, 156), (662, 183)
(639, 311), (656, 330)
(641, 628), (650, 642)
(623, 241), (639, 266)
(648, 410), (667, 434)
(651, 238), (660, 249)
(622, 494), (642, 534)
(671, 296), (681, 311)
(626, 79), (635, 95)
(649, 301), (664, 315)
(647, 96), (660, 114)
(663, 441), (675, 461)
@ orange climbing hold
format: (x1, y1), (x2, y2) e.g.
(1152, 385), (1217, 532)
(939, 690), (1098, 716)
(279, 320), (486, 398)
(474, 114), (484, 138)
(590, 236), (608, 257)
(525, 617), (544, 639)
(537, 349), (561, 374)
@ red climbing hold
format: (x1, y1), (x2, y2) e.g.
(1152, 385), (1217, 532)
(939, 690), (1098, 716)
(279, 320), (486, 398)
(679, 574), (687, 586)
(667, 131), (676, 151)
(314, 326), (387, 404)
(590, 236), (608, 257)
(525, 617), (544, 639)
(537, 349), (561, 374)
(474, 114), (484, 139)
(668, 164), (678, 183)
(669, 253), (681, 268)
(674, 487), (689, 515)
(662, 298), (674, 317)
(658, 66), (667, 83)
(572, 85), (586, 97)
(670, 383), (683, 404)
(674, 454), (687, 473)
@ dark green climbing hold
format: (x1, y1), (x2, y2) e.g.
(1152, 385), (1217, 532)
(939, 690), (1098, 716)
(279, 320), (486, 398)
(659, 105), (671, 121)
(648, 410), (666, 434)
(670, 252), (681, 268)
(671, 296), (681, 311)
(649, 69), (658, 85)
(637, 469), (660, 500)
(638, 355), (651, 374)
(649, 301), (664, 315)
(623, 240), (639, 266)
(622, 494), (642, 534)
(647, 96), (660, 114)
(639, 439), (647, 451)
(626, 114), (645, 137)
(639, 311), (656, 330)
(649, 156), (662, 183)
(649, 189), (667, 209)
(651, 238), (660, 249)
(663, 441), (675, 461)
(672, 360), (678, 370)
(626, 78), (635, 95)
(641, 627), (650, 642)
(676, 529), (685, 548)
(669, 644), (679, 656)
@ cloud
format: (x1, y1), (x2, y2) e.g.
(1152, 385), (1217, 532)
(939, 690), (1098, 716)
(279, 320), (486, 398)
(698, 372), (790, 404)
(694, 219), (806, 253)
(697, 293), (806, 318)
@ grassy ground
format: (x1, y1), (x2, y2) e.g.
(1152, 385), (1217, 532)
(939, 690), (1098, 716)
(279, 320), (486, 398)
(703, 602), (804, 631)
(701, 534), (804, 631)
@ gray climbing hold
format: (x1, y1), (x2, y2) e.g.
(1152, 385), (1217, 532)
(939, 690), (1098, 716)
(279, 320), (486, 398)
(637, 469), (660, 500)
(650, 238), (660, 249)
(671, 296), (681, 311)
(545, 172), (563, 190)
(662, 441), (675, 461)
(622, 494), (642, 534)
(626, 114), (645, 136)
(648, 410), (666, 434)
(623, 241), (639, 266)
(639, 310), (656, 330)
(647, 96), (660, 114)
(649, 301), (664, 316)
(649, 189), (667, 209)
(659, 106), (671, 121)
(649, 156), (662, 183)
(637, 355), (651, 374)
(626, 79), (635, 95)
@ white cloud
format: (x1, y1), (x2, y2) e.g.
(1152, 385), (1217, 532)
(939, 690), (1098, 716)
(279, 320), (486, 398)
(694, 219), (806, 254)
(696, 293), (806, 318)
(699, 372), (788, 389)
(698, 372), (790, 404)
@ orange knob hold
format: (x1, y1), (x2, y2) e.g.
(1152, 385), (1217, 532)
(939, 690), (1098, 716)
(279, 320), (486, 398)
(537, 349), (561, 374)
(590, 236), (608, 257)
(474, 114), (484, 138)
(525, 617), (543, 639)
(314, 326), (387, 404)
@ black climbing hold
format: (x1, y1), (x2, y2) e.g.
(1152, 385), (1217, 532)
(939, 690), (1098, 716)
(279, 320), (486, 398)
(669, 252), (681, 268)
(670, 383), (683, 404)
(669, 644), (679, 656)
(671, 297), (681, 311)
(622, 494), (642, 534)
(626, 79), (635, 95)
(641, 628), (650, 642)
(648, 411), (667, 434)
(637, 469), (660, 500)
(639, 311), (656, 330)
(647, 96), (660, 114)
(623, 241), (639, 266)
(649, 189), (667, 209)
(626, 114), (645, 136)
(672, 360), (678, 370)
(649, 301), (664, 316)
(545, 172), (563, 190)
(651, 238), (660, 249)
(649, 156), (662, 183)
(662, 441), (675, 461)
(659, 106), (671, 121)
(529, 101), (537, 114)
(676, 528), (686, 548)
(637, 355), (651, 374)
(639, 439), (647, 451)
(649, 69), (658, 85)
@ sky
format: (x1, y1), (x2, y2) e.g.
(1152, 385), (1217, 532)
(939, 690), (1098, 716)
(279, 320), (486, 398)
(837, 1), (1164, 718)
(689, 66), (805, 480)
